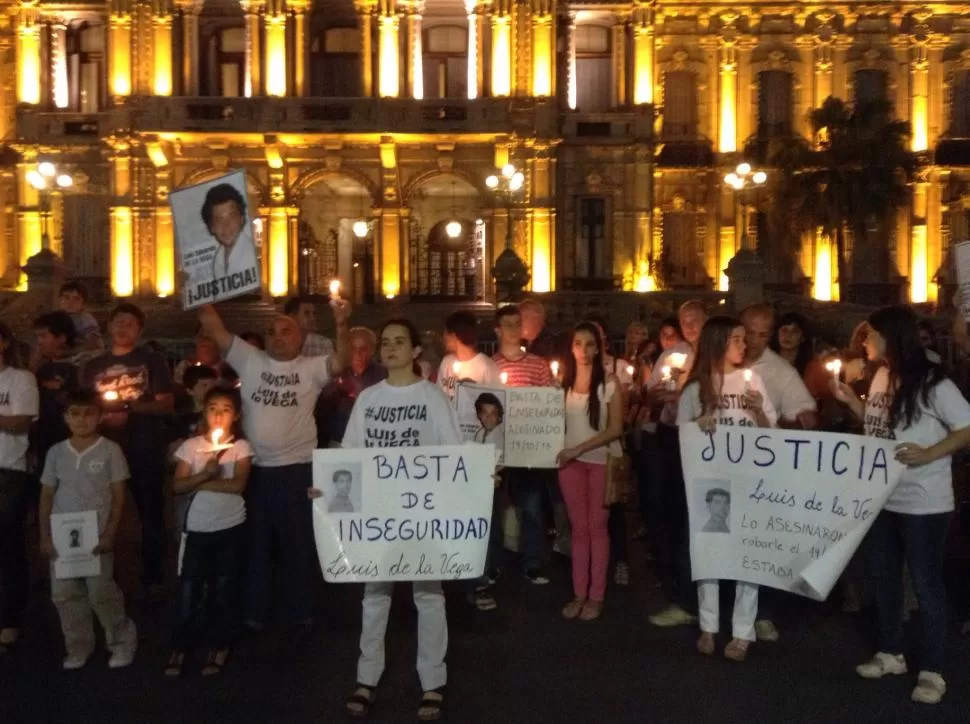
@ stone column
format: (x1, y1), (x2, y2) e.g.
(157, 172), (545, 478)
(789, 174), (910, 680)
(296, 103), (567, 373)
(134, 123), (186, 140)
(611, 14), (627, 108)
(356, 1), (374, 97)
(108, 136), (134, 297)
(631, 2), (654, 105)
(376, 0), (400, 97)
(49, 19), (69, 108)
(564, 11), (576, 109)
(152, 2), (174, 96)
(406, 1), (423, 99)
(264, 0), (287, 96)
(16, 3), (42, 105)
(108, 2), (133, 102)
(490, 0), (512, 98)
(178, 0), (202, 95)
(718, 40), (737, 153)
(530, 0), (554, 97)
(291, 0), (309, 96)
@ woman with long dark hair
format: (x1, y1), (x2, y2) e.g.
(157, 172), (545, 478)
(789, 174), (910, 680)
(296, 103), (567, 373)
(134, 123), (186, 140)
(557, 322), (624, 620)
(834, 305), (970, 705)
(678, 316), (776, 661)
(769, 312), (814, 376)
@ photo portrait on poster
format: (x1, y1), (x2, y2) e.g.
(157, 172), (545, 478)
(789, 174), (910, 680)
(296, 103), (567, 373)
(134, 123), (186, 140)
(311, 444), (496, 583)
(680, 425), (905, 600)
(51, 510), (101, 579)
(170, 169), (261, 308)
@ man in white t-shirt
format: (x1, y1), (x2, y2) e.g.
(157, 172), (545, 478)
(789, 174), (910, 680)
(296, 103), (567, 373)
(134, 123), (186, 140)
(647, 300), (706, 629)
(0, 324), (39, 653)
(436, 310), (500, 402)
(198, 299), (349, 630)
(740, 304), (818, 643)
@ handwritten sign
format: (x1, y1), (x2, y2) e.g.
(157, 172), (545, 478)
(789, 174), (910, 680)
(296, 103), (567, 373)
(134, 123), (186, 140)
(455, 383), (564, 468)
(311, 444), (496, 582)
(680, 426), (904, 600)
(954, 240), (970, 321)
(170, 169), (261, 309)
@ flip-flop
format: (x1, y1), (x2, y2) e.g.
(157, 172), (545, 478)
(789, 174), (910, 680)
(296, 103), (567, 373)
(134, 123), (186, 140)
(201, 648), (231, 677)
(417, 688), (446, 722)
(164, 650), (186, 678)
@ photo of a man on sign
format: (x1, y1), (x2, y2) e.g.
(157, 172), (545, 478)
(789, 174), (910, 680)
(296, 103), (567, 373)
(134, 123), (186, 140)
(170, 170), (262, 309)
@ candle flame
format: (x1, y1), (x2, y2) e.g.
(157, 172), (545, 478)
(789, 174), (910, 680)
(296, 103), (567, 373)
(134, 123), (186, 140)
(212, 427), (224, 446)
(668, 353), (687, 369)
(500, 372), (508, 385)
(743, 369), (752, 382)
(626, 365), (635, 377)
(550, 361), (559, 376)
(661, 365), (671, 378)
(328, 279), (341, 297)
(102, 390), (119, 402)
(452, 361), (461, 375)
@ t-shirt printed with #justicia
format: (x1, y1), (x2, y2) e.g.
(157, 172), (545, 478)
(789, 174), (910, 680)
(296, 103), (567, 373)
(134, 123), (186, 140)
(342, 380), (462, 449)
(677, 369), (779, 428)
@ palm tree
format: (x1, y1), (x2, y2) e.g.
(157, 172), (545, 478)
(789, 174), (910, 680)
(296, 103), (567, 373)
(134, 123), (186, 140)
(770, 97), (917, 299)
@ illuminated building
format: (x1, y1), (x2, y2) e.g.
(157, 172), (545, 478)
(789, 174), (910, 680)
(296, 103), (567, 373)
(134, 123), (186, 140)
(2, 3), (966, 304)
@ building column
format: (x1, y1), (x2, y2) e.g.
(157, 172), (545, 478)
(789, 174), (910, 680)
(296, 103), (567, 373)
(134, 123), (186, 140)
(377, 0), (400, 97)
(490, 0), (512, 98)
(611, 14), (627, 108)
(108, 6), (133, 102)
(264, 0), (287, 96)
(155, 206), (175, 296)
(152, 5), (174, 96)
(178, 0), (202, 95)
(531, 0), (554, 97)
(287, 207), (300, 291)
(564, 11), (576, 109)
(16, 4), (42, 105)
(633, 144), (652, 290)
(291, 0), (308, 96)
(108, 138), (134, 297)
(380, 209), (402, 298)
(718, 40), (737, 153)
(911, 41), (929, 153)
(15, 156), (41, 290)
(813, 39), (833, 111)
(49, 19), (69, 108)
(239, 0), (262, 96)
(356, 1), (374, 96)
(631, 3), (654, 105)
(406, 2), (423, 99)
(266, 206), (289, 296)
(530, 143), (554, 291)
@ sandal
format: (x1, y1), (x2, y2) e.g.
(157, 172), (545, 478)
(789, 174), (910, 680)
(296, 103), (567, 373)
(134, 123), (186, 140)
(345, 683), (377, 719)
(417, 688), (445, 721)
(579, 600), (604, 621)
(562, 598), (586, 619)
(696, 633), (715, 656)
(201, 648), (231, 677)
(724, 638), (750, 662)
(164, 650), (186, 678)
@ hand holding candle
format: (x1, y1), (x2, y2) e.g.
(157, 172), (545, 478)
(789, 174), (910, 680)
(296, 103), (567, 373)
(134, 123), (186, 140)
(328, 279), (341, 300)
(743, 368), (753, 392)
(452, 360), (461, 376)
(500, 372), (509, 385)
(102, 390), (119, 403)
(825, 358), (843, 384)
(667, 352), (688, 371)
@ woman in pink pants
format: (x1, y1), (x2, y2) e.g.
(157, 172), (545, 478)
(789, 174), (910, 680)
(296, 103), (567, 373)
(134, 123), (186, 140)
(557, 322), (624, 621)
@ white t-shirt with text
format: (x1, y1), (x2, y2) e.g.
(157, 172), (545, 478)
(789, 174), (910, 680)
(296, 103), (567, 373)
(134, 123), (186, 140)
(437, 353), (501, 401)
(343, 379), (462, 448)
(0, 367), (39, 471)
(865, 367), (970, 515)
(227, 338), (331, 466)
(677, 368), (779, 429)
(175, 436), (254, 532)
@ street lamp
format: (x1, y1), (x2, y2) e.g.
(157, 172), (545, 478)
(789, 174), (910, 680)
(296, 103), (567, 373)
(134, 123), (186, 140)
(352, 219), (369, 239)
(723, 162), (767, 251)
(487, 163), (529, 301)
(28, 160), (74, 251)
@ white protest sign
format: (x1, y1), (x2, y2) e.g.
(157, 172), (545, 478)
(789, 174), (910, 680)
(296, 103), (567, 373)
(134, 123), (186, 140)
(680, 426), (904, 601)
(51, 511), (101, 580)
(455, 383), (564, 467)
(170, 169), (261, 309)
(953, 240), (970, 321)
(311, 444), (496, 582)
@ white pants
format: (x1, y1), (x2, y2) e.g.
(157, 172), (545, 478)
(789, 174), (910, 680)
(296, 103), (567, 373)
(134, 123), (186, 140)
(358, 581), (448, 691)
(697, 580), (759, 642)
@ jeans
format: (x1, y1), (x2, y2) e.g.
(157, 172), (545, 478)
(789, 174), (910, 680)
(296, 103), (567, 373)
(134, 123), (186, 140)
(558, 460), (610, 601)
(867, 510), (949, 674)
(172, 523), (246, 650)
(0, 469), (29, 631)
(126, 450), (167, 586)
(655, 424), (696, 614)
(244, 464), (315, 627)
(506, 468), (546, 571)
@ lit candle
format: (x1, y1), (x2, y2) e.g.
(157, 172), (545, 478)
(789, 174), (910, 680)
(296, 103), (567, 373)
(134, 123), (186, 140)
(212, 427), (224, 448)
(743, 369), (753, 392)
(626, 364), (635, 378)
(328, 279), (341, 300)
(668, 352), (688, 370)
(520, 345), (527, 353)
(102, 390), (119, 402)
(452, 361), (461, 375)
(825, 358), (843, 385)
(500, 372), (508, 385)
(661, 365), (674, 391)
(550, 360), (560, 377)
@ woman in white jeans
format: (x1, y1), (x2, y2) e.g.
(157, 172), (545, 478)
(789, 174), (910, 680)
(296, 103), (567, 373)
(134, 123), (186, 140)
(677, 316), (777, 661)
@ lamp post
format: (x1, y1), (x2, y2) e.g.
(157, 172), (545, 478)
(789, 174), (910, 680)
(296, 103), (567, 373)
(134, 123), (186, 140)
(26, 161), (73, 252)
(723, 162), (767, 252)
(487, 163), (529, 301)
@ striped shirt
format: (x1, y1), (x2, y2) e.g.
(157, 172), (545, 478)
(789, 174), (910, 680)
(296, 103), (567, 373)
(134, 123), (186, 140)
(492, 352), (553, 387)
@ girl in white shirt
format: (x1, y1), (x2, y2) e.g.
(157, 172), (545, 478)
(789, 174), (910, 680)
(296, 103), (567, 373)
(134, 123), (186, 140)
(165, 386), (253, 679)
(677, 316), (776, 662)
(834, 305), (970, 705)
(557, 322), (624, 621)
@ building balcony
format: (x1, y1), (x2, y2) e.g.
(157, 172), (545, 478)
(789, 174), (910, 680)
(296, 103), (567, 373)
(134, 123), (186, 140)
(655, 137), (715, 167)
(17, 96), (560, 142)
(561, 107), (653, 142)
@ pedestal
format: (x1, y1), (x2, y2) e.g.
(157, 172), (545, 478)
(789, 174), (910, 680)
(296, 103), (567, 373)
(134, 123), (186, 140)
(724, 248), (766, 313)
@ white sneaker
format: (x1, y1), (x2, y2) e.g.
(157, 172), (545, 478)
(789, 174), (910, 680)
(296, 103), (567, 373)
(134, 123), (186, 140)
(755, 620), (780, 642)
(856, 652), (907, 679)
(648, 605), (698, 628)
(911, 672), (946, 704)
(62, 653), (92, 671)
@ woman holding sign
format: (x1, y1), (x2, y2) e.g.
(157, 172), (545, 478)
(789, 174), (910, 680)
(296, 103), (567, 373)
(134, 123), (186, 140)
(557, 322), (624, 621)
(337, 318), (462, 721)
(678, 316), (777, 662)
(834, 305), (970, 705)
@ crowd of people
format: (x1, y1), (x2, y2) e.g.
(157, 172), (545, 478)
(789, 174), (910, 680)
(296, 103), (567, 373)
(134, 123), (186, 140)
(0, 281), (969, 717)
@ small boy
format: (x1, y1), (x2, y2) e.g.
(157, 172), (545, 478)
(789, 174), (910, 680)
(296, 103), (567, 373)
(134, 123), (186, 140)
(327, 469), (355, 513)
(39, 389), (137, 670)
(58, 281), (103, 352)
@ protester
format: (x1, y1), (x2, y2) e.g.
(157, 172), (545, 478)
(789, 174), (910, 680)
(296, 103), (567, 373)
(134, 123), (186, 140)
(39, 389), (136, 670)
(557, 322), (623, 621)
(520, 298), (559, 359)
(198, 299), (349, 631)
(335, 318), (461, 721)
(437, 310), (500, 401)
(166, 385), (253, 678)
(173, 332), (235, 386)
(492, 305), (554, 584)
(80, 303), (174, 598)
(317, 326), (386, 446)
(647, 300), (707, 627)
(285, 296), (335, 358)
(769, 312), (815, 377)
(833, 305), (970, 705)
(59, 281), (103, 351)
(678, 316), (777, 661)
(623, 321), (649, 362)
(0, 323), (38, 654)
(917, 320), (943, 364)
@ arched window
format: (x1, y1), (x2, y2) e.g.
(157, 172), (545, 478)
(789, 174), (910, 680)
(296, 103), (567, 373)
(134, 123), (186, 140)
(662, 70), (698, 139)
(423, 25), (467, 99)
(758, 70), (793, 138)
(311, 27), (361, 97)
(574, 25), (611, 112)
(854, 69), (888, 106)
(67, 22), (104, 111)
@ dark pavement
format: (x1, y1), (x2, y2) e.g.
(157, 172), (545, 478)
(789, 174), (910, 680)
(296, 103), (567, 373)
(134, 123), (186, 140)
(3, 502), (970, 724)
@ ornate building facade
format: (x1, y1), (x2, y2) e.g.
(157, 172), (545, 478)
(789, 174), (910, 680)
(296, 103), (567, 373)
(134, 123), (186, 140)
(1, 1), (968, 305)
